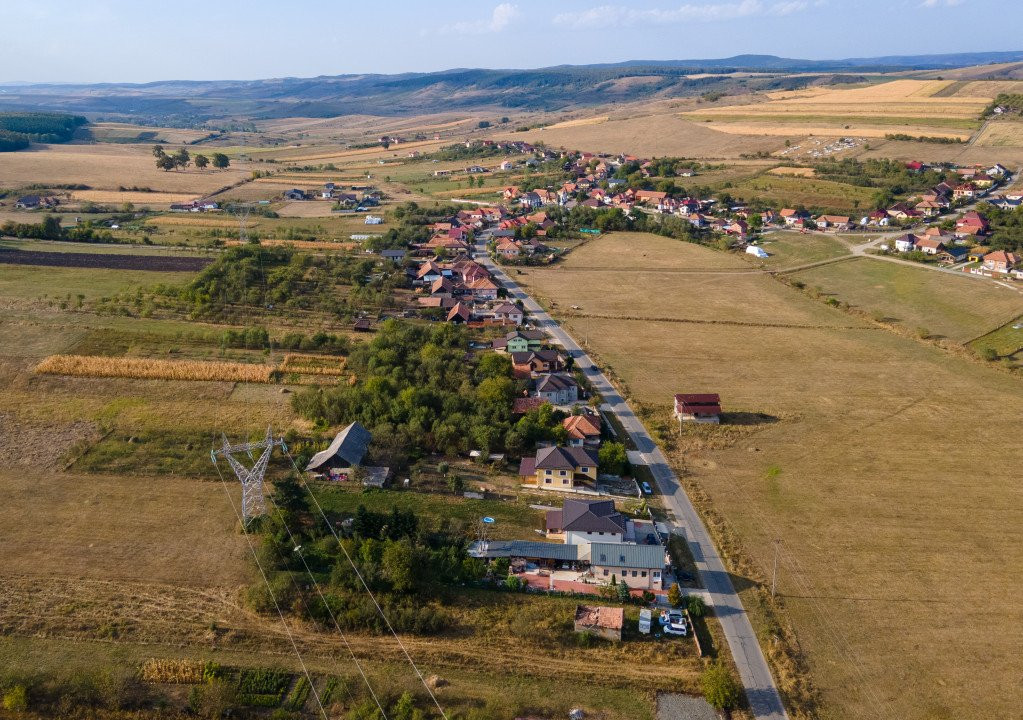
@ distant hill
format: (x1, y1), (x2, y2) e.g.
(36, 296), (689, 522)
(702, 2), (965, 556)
(0, 51), (1020, 126)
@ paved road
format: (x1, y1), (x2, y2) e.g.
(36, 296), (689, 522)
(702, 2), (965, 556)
(476, 237), (789, 720)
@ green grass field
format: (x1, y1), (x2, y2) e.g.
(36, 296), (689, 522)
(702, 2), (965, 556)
(746, 231), (852, 268)
(727, 175), (876, 213)
(791, 257), (1023, 342)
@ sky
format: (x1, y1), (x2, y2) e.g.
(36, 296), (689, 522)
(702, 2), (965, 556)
(2, 0), (1020, 84)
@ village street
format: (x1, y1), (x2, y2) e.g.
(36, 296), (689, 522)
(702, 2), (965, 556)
(475, 233), (790, 720)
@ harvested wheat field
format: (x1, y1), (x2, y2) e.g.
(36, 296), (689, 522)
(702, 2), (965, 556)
(71, 189), (199, 205)
(495, 113), (786, 158)
(0, 144), (248, 193)
(972, 118), (1023, 147)
(518, 231), (1023, 720)
(768, 166), (816, 177)
(36, 354), (275, 383)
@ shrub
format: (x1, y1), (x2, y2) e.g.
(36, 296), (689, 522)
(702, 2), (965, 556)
(2, 685), (28, 712)
(982, 347), (999, 361)
(687, 594), (707, 619)
(667, 583), (683, 607)
(701, 661), (743, 711)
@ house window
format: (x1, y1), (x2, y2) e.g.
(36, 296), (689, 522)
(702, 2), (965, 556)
(602, 568), (608, 576)
(598, 532), (604, 535)
(632, 570), (638, 577)
(580, 467), (589, 473)
(653, 571), (660, 578)
(559, 470), (567, 476)
(641, 571), (647, 578)
(544, 478), (551, 484)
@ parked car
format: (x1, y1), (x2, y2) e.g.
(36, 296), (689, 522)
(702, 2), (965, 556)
(665, 619), (688, 636)
(641, 481), (653, 495)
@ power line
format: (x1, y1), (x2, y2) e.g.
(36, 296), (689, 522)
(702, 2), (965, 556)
(266, 497), (390, 720)
(281, 445), (450, 720)
(209, 450), (329, 720)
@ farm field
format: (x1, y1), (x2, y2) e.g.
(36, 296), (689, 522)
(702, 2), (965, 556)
(727, 175), (876, 212)
(0, 144), (248, 194)
(494, 112), (788, 158)
(744, 231), (851, 268)
(516, 231), (1023, 720)
(681, 79), (992, 140)
(791, 257), (1023, 342)
(969, 314), (1023, 368)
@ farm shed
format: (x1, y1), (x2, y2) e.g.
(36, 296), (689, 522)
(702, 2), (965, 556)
(305, 422), (372, 472)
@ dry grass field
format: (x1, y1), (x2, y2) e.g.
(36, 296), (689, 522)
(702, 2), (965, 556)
(494, 113), (788, 158)
(517, 232), (1023, 720)
(727, 175), (876, 211)
(790, 257), (1023, 342)
(0, 144), (248, 194)
(85, 122), (212, 144)
(972, 118), (1023, 147)
(682, 79), (993, 140)
(71, 189), (200, 205)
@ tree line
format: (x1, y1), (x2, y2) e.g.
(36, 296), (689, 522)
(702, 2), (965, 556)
(153, 144), (229, 171)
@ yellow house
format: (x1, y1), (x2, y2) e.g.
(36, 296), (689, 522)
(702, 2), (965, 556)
(519, 446), (599, 491)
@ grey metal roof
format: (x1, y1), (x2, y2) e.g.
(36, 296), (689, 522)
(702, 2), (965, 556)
(561, 499), (626, 534)
(535, 445), (597, 470)
(305, 422), (372, 471)
(588, 542), (665, 569)
(468, 540), (580, 561)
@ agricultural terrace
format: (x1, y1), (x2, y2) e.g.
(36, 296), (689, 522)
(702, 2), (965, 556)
(515, 230), (1023, 720)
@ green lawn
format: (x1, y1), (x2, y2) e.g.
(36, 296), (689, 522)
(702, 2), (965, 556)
(0, 264), (196, 301)
(969, 314), (1023, 368)
(728, 175), (876, 213)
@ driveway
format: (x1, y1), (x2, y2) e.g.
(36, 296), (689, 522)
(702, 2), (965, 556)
(477, 239), (789, 720)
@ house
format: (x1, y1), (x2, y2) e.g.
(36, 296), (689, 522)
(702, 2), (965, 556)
(956, 211), (989, 236)
(563, 413), (601, 447)
(816, 215), (851, 231)
(14, 195), (41, 209)
(447, 302), (473, 323)
(492, 302), (523, 325)
(547, 499), (626, 544)
(982, 251), (1021, 274)
(353, 318), (373, 332)
(380, 249), (406, 264)
(588, 542), (665, 590)
(864, 210), (890, 227)
(520, 446), (599, 491)
(673, 393), (721, 424)
(634, 190), (668, 205)
(305, 422), (373, 474)
(496, 240), (521, 259)
(893, 234), (917, 253)
(284, 189), (308, 200)
(512, 397), (546, 416)
(914, 200), (943, 218)
(914, 237), (945, 255)
(512, 350), (566, 374)
(937, 245), (969, 264)
(534, 373), (578, 405)
(953, 183), (976, 201)
(468, 278), (499, 301)
(574, 605), (624, 642)
(779, 208), (808, 226)
(496, 330), (545, 353)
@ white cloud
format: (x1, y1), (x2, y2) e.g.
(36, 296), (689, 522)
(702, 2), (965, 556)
(443, 3), (521, 33)
(553, 0), (813, 28)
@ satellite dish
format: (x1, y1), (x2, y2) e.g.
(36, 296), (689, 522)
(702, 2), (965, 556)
(482, 516), (495, 524)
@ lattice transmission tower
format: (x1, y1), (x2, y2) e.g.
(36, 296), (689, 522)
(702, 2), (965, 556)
(211, 427), (286, 522)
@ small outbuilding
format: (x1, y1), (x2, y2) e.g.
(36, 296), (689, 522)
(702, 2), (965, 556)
(574, 605), (624, 642)
(305, 422), (373, 473)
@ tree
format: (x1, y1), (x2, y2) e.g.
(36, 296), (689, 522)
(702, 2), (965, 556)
(667, 582), (683, 607)
(381, 539), (416, 593)
(616, 578), (631, 602)
(152, 144), (165, 157)
(156, 154), (176, 171)
(194, 153), (210, 169)
(188, 679), (237, 720)
(598, 441), (628, 476)
(173, 148), (191, 169)
(687, 594), (706, 618)
(701, 662), (743, 712)
(211, 152), (230, 169)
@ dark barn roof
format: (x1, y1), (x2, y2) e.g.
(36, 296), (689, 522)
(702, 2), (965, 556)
(305, 422), (372, 471)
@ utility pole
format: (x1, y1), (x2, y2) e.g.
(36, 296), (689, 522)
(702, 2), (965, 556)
(771, 539), (781, 600)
